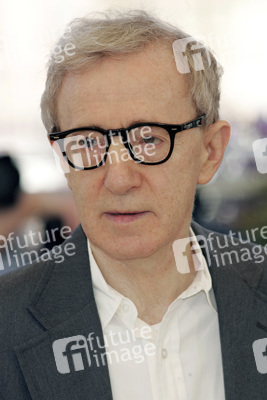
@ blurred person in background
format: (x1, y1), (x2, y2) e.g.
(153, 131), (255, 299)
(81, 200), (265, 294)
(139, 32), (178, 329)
(0, 10), (266, 400)
(0, 155), (79, 274)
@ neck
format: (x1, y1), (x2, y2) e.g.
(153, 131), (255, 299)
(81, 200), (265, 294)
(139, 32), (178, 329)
(90, 240), (196, 325)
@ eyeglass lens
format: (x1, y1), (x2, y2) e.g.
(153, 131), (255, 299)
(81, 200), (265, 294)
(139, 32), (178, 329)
(63, 126), (171, 168)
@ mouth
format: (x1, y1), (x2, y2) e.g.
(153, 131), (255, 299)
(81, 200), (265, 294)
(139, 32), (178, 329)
(104, 211), (149, 224)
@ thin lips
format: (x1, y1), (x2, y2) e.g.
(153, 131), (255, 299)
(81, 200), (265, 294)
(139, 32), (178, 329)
(105, 211), (147, 215)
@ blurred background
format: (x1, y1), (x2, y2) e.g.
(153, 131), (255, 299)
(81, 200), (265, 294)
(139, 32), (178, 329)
(0, 0), (267, 274)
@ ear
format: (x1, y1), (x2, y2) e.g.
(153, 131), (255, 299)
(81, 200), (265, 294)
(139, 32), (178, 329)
(48, 138), (72, 189)
(197, 120), (230, 185)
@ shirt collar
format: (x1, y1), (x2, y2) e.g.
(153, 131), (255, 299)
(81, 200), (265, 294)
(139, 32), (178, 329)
(178, 227), (217, 313)
(87, 241), (137, 329)
(88, 226), (217, 329)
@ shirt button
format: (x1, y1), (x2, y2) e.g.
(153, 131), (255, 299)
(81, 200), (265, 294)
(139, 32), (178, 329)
(161, 348), (168, 359)
(122, 303), (130, 312)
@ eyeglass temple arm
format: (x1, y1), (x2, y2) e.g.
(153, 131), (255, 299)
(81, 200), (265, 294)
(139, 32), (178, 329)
(181, 115), (206, 131)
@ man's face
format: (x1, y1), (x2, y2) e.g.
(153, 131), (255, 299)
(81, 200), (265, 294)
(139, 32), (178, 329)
(56, 44), (213, 260)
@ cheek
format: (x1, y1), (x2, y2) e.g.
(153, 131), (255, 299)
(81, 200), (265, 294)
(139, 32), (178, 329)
(67, 171), (98, 215)
(172, 137), (204, 181)
(158, 145), (203, 215)
(149, 168), (193, 228)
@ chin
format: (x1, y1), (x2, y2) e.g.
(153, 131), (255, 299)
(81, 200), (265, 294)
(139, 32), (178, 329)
(96, 236), (162, 261)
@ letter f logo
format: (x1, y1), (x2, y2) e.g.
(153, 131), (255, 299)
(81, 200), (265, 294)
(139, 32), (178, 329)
(172, 37), (211, 74)
(252, 338), (267, 374)
(53, 335), (91, 374)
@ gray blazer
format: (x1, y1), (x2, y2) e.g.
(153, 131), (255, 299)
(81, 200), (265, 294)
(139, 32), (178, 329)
(0, 222), (266, 399)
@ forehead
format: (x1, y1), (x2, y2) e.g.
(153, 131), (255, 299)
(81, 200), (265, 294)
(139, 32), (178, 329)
(56, 43), (193, 129)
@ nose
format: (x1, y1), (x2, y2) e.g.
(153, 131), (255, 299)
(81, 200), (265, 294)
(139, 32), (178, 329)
(103, 136), (142, 195)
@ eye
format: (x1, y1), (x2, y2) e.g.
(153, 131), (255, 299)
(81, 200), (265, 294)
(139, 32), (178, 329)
(68, 131), (107, 150)
(141, 135), (163, 145)
(129, 126), (167, 147)
(85, 138), (98, 148)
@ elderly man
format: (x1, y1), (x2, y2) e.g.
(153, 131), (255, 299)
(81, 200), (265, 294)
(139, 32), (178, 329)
(0, 11), (266, 400)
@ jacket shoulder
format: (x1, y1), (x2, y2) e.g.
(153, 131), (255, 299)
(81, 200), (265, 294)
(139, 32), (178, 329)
(191, 220), (267, 294)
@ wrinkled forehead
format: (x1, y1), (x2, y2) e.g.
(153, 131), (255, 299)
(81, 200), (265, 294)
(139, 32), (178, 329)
(56, 43), (194, 129)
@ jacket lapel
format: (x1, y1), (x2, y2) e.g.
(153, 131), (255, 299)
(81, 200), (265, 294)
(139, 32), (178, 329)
(192, 221), (267, 400)
(14, 221), (267, 399)
(14, 225), (113, 400)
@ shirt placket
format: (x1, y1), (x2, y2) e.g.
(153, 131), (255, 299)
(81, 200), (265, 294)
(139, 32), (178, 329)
(156, 305), (188, 400)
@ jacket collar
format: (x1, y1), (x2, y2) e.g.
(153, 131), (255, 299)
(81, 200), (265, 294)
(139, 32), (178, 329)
(26, 224), (93, 329)
(192, 221), (267, 400)
(191, 221), (264, 289)
(27, 222), (266, 329)
(15, 224), (113, 400)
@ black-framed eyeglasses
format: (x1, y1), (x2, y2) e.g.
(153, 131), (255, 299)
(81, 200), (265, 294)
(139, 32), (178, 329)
(49, 115), (206, 170)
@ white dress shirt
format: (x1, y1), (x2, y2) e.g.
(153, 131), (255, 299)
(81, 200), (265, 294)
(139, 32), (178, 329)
(87, 228), (226, 400)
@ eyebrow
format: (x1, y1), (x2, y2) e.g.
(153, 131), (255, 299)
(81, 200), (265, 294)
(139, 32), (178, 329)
(66, 120), (155, 132)
(127, 119), (153, 126)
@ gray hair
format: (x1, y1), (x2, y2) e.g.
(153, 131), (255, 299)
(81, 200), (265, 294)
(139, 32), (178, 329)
(40, 10), (223, 132)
